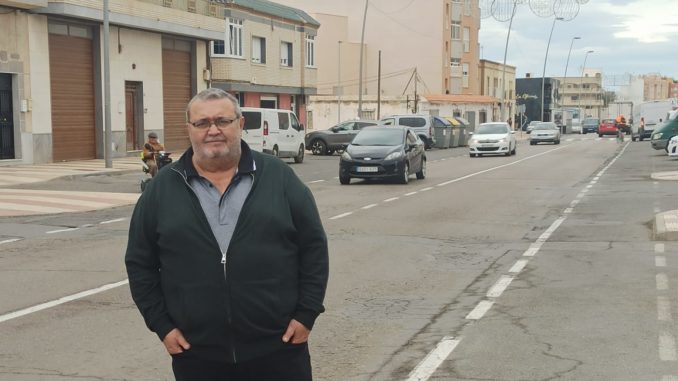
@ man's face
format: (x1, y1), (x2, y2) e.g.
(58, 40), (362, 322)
(187, 98), (244, 163)
(148, 137), (158, 144)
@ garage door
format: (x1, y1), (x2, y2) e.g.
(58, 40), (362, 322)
(162, 40), (192, 151)
(49, 32), (95, 161)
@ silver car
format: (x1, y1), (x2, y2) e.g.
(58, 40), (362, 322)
(530, 122), (561, 145)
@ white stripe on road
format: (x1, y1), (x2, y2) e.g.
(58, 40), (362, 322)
(361, 204), (378, 210)
(0, 238), (21, 245)
(384, 197), (399, 203)
(307, 179), (325, 184)
(100, 218), (126, 224)
(656, 243), (666, 253)
(487, 276), (514, 298)
(465, 300), (494, 320)
(329, 212), (353, 220)
(660, 332), (678, 361)
(0, 279), (129, 323)
(405, 192), (418, 196)
(508, 259), (529, 274)
(657, 256), (667, 267)
(657, 274), (669, 291)
(658, 297), (673, 322)
(406, 337), (461, 381)
(46, 228), (80, 234)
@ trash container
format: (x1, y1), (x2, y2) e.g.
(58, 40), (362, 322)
(432, 117), (452, 149)
(454, 116), (471, 146)
(445, 117), (459, 148)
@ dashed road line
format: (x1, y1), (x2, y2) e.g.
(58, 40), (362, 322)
(361, 204), (378, 210)
(658, 297), (673, 322)
(660, 332), (678, 361)
(487, 276), (514, 298)
(329, 212), (353, 220)
(100, 218), (126, 224)
(406, 337), (461, 381)
(657, 273), (669, 291)
(384, 197), (399, 203)
(46, 228), (80, 234)
(465, 300), (494, 320)
(0, 238), (22, 245)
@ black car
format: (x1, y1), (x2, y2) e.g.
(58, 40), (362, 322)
(582, 118), (599, 134)
(339, 126), (426, 185)
(304, 119), (378, 155)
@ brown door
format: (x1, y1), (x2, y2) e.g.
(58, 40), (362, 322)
(49, 33), (96, 161)
(162, 48), (192, 151)
(125, 86), (137, 151)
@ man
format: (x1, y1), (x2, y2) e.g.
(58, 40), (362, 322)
(125, 88), (329, 380)
(142, 132), (165, 177)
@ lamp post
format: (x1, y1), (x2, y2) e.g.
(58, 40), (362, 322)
(578, 50), (594, 114)
(563, 36), (580, 106)
(337, 41), (342, 123)
(499, 1), (517, 122)
(540, 16), (563, 122)
(357, 0), (368, 119)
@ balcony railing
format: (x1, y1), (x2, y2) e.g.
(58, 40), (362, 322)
(141, 0), (222, 17)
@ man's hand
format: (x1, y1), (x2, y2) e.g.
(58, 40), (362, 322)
(282, 319), (310, 344)
(163, 328), (191, 355)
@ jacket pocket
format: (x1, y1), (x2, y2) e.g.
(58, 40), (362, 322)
(171, 282), (228, 344)
(230, 278), (288, 338)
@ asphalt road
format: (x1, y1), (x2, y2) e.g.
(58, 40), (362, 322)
(2, 136), (678, 380)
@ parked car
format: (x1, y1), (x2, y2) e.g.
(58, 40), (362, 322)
(651, 109), (678, 150)
(667, 135), (678, 156)
(379, 114), (441, 149)
(339, 126), (426, 185)
(582, 118), (599, 134)
(241, 107), (305, 162)
(526, 120), (540, 134)
(530, 122), (561, 145)
(598, 118), (618, 137)
(468, 122), (517, 157)
(304, 119), (378, 155)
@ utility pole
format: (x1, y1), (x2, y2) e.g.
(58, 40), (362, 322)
(377, 50), (381, 120)
(358, 0), (368, 118)
(103, 0), (112, 168)
(337, 41), (341, 123)
(413, 68), (418, 113)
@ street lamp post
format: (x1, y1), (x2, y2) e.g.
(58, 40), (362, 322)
(357, 0), (368, 119)
(578, 50), (594, 115)
(499, 2), (517, 122)
(337, 41), (341, 123)
(563, 36), (580, 106)
(540, 17), (563, 122)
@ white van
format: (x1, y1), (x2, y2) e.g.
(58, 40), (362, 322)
(240, 107), (305, 163)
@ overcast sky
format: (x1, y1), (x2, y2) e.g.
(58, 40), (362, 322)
(479, 0), (678, 87)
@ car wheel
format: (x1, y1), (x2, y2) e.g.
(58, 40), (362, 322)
(599, 134), (603, 138)
(310, 140), (327, 155)
(339, 173), (350, 185)
(416, 158), (426, 179)
(470, 153), (476, 157)
(530, 141), (535, 145)
(272, 146), (279, 157)
(511, 144), (516, 155)
(556, 139), (560, 144)
(294, 144), (304, 163)
(399, 162), (409, 184)
(640, 137), (644, 141)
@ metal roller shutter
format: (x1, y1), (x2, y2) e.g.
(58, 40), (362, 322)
(162, 49), (192, 151)
(49, 33), (96, 161)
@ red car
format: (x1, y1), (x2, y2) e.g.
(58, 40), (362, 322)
(598, 119), (618, 137)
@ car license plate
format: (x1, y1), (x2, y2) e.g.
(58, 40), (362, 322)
(356, 166), (378, 173)
(481, 143), (494, 147)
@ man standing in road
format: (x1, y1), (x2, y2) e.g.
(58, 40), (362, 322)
(125, 88), (329, 380)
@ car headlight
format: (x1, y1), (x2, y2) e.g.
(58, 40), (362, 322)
(341, 151), (352, 160)
(653, 132), (663, 140)
(499, 138), (507, 143)
(384, 151), (403, 161)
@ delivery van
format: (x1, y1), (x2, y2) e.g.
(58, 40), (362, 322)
(241, 107), (305, 163)
(650, 109), (678, 151)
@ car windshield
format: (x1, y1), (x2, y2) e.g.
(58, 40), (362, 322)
(602, 119), (615, 124)
(584, 119), (599, 125)
(476, 124), (508, 134)
(351, 128), (404, 146)
(534, 124), (557, 130)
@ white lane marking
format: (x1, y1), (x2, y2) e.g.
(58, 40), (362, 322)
(570, 200), (580, 208)
(487, 276), (514, 298)
(564, 207), (573, 214)
(308, 180), (325, 184)
(406, 336), (461, 381)
(0, 238), (21, 245)
(361, 204), (378, 210)
(46, 228), (80, 234)
(657, 256), (667, 267)
(658, 297), (673, 322)
(420, 187), (433, 192)
(100, 218), (126, 224)
(329, 212), (353, 220)
(0, 279), (129, 323)
(405, 192), (418, 197)
(523, 247), (540, 257)
(656, 243), (666, 253)
(509, 259), (529, 274)
(586, 184), (593, 189)
(660, 332), (678, 361)
(384, 197), (399, 203)
(657, 273), (669, 291)
(466, 300), (494, 320)
(662, 376), (678, 381)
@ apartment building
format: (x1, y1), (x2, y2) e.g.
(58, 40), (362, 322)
(643, 74), (672, 101)
(554, 70), (604, 119)
(0, 0), (228, 163)
(209, 0), (319, 126)
(479, 59), (514, 121)
(272, 0), (481, 97)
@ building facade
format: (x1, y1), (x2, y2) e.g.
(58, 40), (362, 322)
(210, 0), (319, 127)
(643, 74), (672, 101)
(0, 0), (227, 163)
(554, 70), (604, 119)
(515, 77), (560, 123)
(479, 59), (515, 121)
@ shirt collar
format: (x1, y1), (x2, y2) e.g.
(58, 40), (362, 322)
(184, 140), (256, 180)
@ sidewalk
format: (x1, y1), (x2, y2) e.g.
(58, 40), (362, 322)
(652, 171), (678, 240)
(0, 157), (142, 217)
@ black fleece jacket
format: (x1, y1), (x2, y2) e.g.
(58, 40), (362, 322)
(125, 143), (329, 363)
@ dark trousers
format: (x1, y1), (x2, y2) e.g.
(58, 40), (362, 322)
(172, 343), (312, 381)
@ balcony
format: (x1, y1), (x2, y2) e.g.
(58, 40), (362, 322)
(0, 0), (47, 8)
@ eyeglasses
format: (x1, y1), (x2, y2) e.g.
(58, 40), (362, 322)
(189, 117), (239, 129)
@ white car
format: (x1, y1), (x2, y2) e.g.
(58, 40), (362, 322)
(530, 122), (561, 145)
(469, 122), (517, 157)
(667, 135), (678, 157)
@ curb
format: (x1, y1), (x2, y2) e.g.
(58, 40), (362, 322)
(654, 210), (678, 241)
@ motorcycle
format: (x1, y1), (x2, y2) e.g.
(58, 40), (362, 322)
(140, 145), (172, 192)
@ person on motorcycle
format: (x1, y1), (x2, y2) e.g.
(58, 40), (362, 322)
(142, 132), (165, 177)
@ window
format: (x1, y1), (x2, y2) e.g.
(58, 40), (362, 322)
(464, 0), (471, 15)
(463, 27), (470, 52)
(252, 36), (266, 64)
(278, 112), (290, 130)
(305, 34), (315, 67)
(290, 113), (302, 131)
(211, 40), (225, 56)
(451, 58), (461, 66)
(462, 63), (469, 88)
(227, 18), (243, 57)
(280, 41), (293, 67)
(451, 21), (461, 40)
